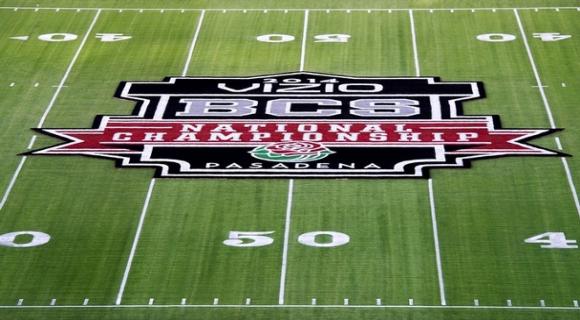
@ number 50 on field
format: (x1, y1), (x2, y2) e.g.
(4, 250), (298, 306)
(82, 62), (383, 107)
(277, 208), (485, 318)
(223, 230), (350, 248)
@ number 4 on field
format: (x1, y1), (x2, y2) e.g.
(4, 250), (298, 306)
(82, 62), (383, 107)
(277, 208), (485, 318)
(532, 33), (571, 42)
(96, 33), (132, 42)
(524, 232), (578, 249)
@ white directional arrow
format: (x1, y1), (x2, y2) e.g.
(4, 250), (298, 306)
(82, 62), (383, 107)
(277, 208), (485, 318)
(10, 36), (29, 41)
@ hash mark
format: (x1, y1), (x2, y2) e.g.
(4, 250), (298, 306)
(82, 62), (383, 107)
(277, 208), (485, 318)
(83, 298), (89, 306)
(311, 298), (317, 305)
(245, 298), (251, 305)
(474, 299), (479, 306)
(343, 298), (349, 305)
(540, 299), (546, 307)
(17, 299), (23, 306)
(408, 298), (414, 306)
(574, 300), (579, 307)
(507, 299), (512, 307)
(213, 298), (219, 305)
(376, 298), (382, 306)
(148, 298), (154, 305)
(50, 299), (56, 306)
(180, 298), (186, 305)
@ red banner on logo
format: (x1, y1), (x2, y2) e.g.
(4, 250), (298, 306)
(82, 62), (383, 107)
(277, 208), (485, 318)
(39, 118), (551, 156)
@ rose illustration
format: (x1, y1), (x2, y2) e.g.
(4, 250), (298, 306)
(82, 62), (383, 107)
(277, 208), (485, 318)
(249, 141), (334, 163)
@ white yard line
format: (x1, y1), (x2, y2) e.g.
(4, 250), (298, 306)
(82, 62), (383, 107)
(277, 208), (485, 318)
(182, 10), (206, 76)
(514, 9), (580, 220)
(115, 10), (207, 305)
(278, 179), (294, 305)
(299, 10), (309, 71)
(0, 155), (28, 210)
(37, 10), (101, 128)
(428, 179), (446, 306)
(409, 9), (446, 306)
(278, 9), (309, 305)
(561, 158), (580, 219)
(26, 135), (37, 150)
(0, 6), (577, 12)
(408, 10), (420, 77)
(513, 10), (555, 128)
(0, 303), (577, 310)
(115, 179), (156, 305)
(0, 10), (101, 211)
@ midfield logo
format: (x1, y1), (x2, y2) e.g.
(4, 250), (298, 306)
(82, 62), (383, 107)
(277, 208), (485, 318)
(31, 72), (559, 178)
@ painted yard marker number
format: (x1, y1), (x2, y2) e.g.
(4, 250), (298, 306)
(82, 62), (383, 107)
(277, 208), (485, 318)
(0, 231), (51, 248)
(525, 232), (578, 249)
(532, 33), (571, 42)
(223, 231), (275, 247)
(10, 33), (131, 42)
(95, 33), (132, 42)
(223, 230), (350, 248)
(256, 34), (295, 43)
(477, 32), (571, 42)
(476, 33), (516, 42)
(257, 34), (351, 43)
(38, 33), (78, 42)
(298, 231), (350, 247)
(313, 34), (351, 43)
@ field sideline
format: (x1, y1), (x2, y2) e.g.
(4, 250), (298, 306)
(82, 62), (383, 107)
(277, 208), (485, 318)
(0, 1), (579, 319)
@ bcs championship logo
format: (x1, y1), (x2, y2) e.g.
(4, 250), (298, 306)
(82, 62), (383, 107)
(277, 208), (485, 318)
(31, 72), (558, 178)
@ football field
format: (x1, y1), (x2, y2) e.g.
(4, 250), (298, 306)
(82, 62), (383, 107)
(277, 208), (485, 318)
(0, 1), (579, 319)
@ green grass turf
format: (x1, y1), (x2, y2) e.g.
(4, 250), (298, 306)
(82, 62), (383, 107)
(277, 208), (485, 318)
(0, 2), (579, 320)
(0, 9), (202, 305)
(0, 307), (579, 320)
(416, 10), (580, 306)
(1, 0), (579, 9)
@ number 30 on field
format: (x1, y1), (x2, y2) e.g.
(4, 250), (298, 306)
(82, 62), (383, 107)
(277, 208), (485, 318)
(223, 230), (350, 248)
